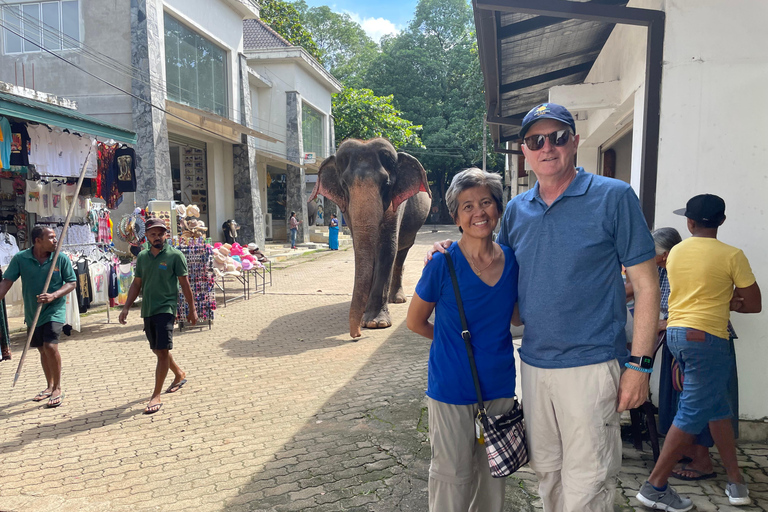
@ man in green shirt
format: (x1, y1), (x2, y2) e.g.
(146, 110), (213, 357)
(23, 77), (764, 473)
(119, 218), (197, 414)
(0, 226), (76, 407)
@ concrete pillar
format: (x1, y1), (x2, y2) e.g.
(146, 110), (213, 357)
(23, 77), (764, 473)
(286, 91), (308, 243)
(130, 0), (172, 205)
(322, 114), (339, 225)
(233, 54), (265, 247)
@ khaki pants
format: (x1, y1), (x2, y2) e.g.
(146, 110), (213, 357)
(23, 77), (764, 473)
(521, 360), (622, 512)
(427, 396), (518, 512)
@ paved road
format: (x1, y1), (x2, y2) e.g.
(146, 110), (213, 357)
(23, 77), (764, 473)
(0, 226), (765, 511)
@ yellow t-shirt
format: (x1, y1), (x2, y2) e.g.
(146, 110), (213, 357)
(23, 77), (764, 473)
(667, 237), (756, 338)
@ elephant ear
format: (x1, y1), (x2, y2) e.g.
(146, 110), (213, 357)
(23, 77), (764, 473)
(310, 155), (348, 213)
(391, 152), (431, 212)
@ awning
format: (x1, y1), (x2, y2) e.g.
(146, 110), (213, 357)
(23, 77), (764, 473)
(166, 101), (281, 145)
(473, 0), (665, 226)
(252, 147), (320, 172)
(0, 90), (137, 144)
(474, 0), (631, 144)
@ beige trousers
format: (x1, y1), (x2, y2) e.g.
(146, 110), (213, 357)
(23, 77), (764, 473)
(521, 360), (622, 512)
(427, 396), (518, 512)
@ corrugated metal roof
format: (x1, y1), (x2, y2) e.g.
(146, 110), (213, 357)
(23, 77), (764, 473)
(474, 0), (628, 144)
(0, 90), (137, 143)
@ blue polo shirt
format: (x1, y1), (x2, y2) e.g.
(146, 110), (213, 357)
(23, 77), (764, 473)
(496, 169), (654, 369)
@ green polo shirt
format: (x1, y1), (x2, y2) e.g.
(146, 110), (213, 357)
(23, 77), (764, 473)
(135, 243), (187, 318)
(4, 248), (77, 327)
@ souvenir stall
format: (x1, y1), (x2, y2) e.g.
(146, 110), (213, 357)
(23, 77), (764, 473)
(0, 90), (137, 357)
(173, 204), (215, 328)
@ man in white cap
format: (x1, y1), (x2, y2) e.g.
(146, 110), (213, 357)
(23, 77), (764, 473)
(119, 218), (197, 414)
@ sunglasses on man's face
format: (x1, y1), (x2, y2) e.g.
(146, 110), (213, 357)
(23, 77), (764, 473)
(523, 129), (572, 151)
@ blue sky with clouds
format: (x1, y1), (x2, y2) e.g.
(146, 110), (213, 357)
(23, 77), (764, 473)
(299, 0), (420, 42)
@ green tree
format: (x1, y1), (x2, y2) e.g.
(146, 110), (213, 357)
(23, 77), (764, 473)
(259, 0), (324, 63)
(366, 0), (504, 219)
(333, 87), (424, 149)
(292, 1), (379, 87)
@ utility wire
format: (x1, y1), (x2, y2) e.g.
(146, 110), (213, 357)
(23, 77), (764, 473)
(1, 3), (291, 139)
(0, 17), (308, 165)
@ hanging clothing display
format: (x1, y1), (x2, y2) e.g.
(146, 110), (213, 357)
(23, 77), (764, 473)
(9, 122), (30, 167)
(55, 224), (97, 247)
(0, 231), (19, 266)
(113, 146), (137, 193)
(73, 258), (93, 314)
(25, 179), (41, 214)
(108, 262), (119, 307)
(89, 260), (110, 306)
(64, 287), (81, 332)
(117, 263), (133, 306)
(173, 237), (216, 324)
(97, 142), (122, 209)
(0, 117), (11, 170)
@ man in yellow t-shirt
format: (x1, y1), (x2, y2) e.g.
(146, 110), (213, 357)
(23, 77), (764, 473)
(636, 194), (762, 510)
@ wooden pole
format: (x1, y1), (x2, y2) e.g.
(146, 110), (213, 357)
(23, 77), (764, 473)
(12, 143), (95, 388)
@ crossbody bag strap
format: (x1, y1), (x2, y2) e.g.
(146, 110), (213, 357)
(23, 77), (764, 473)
(443, 252), (485, 412)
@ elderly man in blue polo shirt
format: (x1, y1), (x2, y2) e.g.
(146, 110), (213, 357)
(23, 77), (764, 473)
(429, 103), (660, 511)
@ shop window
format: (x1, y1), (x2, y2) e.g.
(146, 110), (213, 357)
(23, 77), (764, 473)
(2, 1), (80, 54)
(164, 14), (228, 118)
(302, 104), (323, 159)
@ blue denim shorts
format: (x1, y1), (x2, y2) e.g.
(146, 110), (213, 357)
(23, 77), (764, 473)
(666, 327), (734, 435)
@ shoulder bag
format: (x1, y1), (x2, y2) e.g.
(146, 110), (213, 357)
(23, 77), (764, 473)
(443, 251), (529, 478)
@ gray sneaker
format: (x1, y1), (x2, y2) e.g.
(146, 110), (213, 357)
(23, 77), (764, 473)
(636, 481), (693, 512)
(726, 482), (751, 506)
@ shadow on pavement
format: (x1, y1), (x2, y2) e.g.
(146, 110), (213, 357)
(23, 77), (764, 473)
(220, 319), (539, 512)
(0, 398), (145, 454)
(219, 302), (354, 359)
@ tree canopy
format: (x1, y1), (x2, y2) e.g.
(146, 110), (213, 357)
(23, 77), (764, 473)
(292, 1), (379, 88)
(259, 0), (324, 63)
(333, 87), (423, 149)
(365, 0), (503, 216)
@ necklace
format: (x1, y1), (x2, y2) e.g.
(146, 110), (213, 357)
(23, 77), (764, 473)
(460, 241), (496, 276)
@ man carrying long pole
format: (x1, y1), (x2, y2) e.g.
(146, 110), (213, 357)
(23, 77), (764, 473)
(0, 226), (76, 407)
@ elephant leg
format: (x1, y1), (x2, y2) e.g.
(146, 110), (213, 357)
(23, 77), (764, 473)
(388, 247), (409, 304)
(362, 218), (398, 329)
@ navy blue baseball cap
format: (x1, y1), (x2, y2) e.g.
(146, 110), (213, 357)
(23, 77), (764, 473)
(673, 194), (726, 224)
(519, 103), (577, 139)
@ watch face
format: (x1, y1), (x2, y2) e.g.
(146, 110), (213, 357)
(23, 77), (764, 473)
(641, 356), (653, 367)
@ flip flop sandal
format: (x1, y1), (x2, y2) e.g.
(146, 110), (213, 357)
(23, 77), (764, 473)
(166, 379), (187, 393)
(671, 464), (717, 481)
(47, 394), (65, 408)
(144, 403), (163, 414)
(32, 390), (52, 402)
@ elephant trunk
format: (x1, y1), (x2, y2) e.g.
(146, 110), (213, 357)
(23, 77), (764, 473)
(347, 184), (383, 337)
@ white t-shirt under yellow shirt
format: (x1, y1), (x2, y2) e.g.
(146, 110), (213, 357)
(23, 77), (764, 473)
(667, 237), (756, 339)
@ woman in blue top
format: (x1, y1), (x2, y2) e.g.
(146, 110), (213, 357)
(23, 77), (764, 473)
(407, 168), (519, 512)
(328, 213), (339, 250)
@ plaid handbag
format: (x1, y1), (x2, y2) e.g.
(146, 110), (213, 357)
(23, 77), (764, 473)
(444, 252), (529, 478)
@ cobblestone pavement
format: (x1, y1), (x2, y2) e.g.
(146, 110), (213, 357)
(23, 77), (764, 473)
(0, 226), (766, 511)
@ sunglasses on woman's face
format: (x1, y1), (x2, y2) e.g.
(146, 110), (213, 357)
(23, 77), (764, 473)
(523, 129), (572, 151)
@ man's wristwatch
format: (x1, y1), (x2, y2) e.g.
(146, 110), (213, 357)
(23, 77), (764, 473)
(629, 355), (654, 369)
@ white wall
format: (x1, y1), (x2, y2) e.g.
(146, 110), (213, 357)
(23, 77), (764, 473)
(0, 0), (133, 129)
(654, 0), (768, 420)
(249, 59), (335, 161)
(566, 0), (768, 420)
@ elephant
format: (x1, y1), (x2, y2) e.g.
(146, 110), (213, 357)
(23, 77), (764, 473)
(310, 138), (431, 338)
(307, 199), (318, 226)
